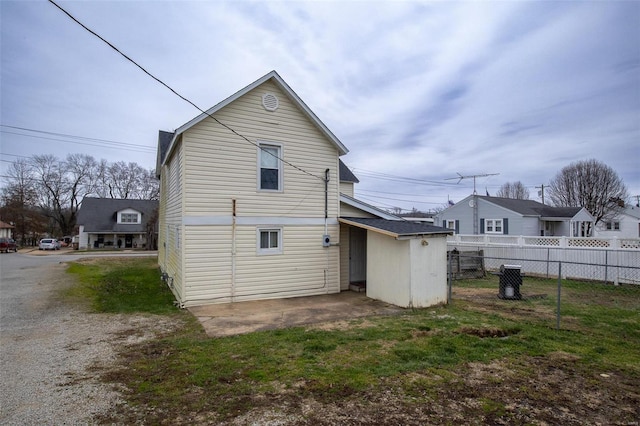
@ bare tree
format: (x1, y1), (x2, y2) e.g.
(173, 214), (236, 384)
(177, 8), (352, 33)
(139, 168), (160, 201)
(496, 181), (530, 199)
(547, 159), (628, 225)
(1, 154), (159, 238)
(0, 159), (46, 245)
(29, 154), (97, 236)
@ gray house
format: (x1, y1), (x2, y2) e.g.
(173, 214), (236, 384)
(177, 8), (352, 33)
(435, 195), (595, 237)
(76, 197), (159, 249)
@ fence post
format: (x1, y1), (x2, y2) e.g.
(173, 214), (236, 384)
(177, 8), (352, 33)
(447, 252), (453, 304)
(556, 261), (562, 330)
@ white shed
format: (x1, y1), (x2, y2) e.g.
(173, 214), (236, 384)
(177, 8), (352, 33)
(339, 217), (452, 308)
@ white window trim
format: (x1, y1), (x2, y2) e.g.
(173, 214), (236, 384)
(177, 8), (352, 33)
(117, 210), (141, 224)
(485, 219), (503, 234)
(257, 227), (282, 255)
(257, 141), (283, 192)
(446, 220), (456, 230)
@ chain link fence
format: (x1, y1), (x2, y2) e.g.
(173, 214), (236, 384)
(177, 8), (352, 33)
(447, 248), (640, 331)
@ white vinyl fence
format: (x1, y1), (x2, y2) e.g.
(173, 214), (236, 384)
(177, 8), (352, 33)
(447, 235), (640, 285)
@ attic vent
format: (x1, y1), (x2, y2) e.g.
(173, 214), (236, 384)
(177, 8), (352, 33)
(262, 93), (279, 111)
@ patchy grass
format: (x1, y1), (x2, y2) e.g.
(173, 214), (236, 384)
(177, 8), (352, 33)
(65, 259), (640, 424)
(65, 257), (178, 314)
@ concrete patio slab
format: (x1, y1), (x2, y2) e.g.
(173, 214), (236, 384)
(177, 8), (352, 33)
(188, 291), (405, 337)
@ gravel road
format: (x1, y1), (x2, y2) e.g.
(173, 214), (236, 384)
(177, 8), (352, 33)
(0, 251), (167, 425)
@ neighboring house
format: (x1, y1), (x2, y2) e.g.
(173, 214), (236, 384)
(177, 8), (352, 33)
(435, 195), (595, 237)
(0, 220), (14, 238)
(76, 197), (159, 249)
(594, 205), (640, 239)
(157, 70), (452, 309)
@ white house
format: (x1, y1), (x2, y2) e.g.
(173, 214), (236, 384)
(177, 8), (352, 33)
(0, 220), (14, 238)
(156, 71), (452, 309)
(594, 205), (640, 239)
(435, 195), (595, 237)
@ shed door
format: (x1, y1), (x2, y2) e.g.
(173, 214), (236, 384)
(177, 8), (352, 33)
(349, 227), (367, 283)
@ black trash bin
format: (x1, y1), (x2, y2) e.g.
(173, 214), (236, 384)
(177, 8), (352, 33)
(497, 264), (522, 300)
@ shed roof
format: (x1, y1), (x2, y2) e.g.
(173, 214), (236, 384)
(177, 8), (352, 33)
(77, 197), (159, 233)
(340, 194), (400, 220)
(339, 217), (452, 239)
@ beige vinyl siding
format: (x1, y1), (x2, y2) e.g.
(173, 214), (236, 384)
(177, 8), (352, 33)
(182, 224), (339, 306)
(182, 81), (339, 219)
(340, 182), (354, 197)
(339, 203), (378, 218)
(157, 167), (168, 270)
(162, 140), (185, 303)
(183, 225), (232, 304)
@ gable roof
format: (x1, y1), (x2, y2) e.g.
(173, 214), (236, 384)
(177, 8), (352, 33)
(475, 196), (585, 219)
(156, 130), (174, 178)
(339, 217), (452, 239)
(339, 160), (359, 183)
(77, 197), (159, 233)
(622, 205), (640, 220)
(161, 70), (348, 168)
(0, 220), (14, 229)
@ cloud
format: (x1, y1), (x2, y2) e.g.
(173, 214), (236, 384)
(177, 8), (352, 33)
(1, 1), (638, 208)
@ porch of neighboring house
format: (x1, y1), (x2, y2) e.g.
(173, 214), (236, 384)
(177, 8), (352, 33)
(85, 232), (146, 249)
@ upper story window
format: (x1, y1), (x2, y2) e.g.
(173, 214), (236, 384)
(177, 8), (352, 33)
(258, 143), (282, 191)
(118, 211), (140, 224)
(485, 219), (503, 234)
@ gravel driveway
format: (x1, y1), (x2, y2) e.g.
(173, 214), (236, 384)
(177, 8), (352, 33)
(0, 251), (169, 425)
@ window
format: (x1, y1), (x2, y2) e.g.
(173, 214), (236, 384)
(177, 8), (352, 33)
(485, 219), (503, 234)
(605, 221), (620, 230)
(257, 228), (282, 255)
(446, 220), (456, 230)
(121, 213), (139, 223)
(258, 143), (282, 191)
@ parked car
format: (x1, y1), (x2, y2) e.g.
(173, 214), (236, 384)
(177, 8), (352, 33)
(0, 238), (17, 253)
(39, 238), (59, 250)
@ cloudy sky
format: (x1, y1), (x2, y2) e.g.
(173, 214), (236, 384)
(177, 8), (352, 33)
(1, 0), (638, 212)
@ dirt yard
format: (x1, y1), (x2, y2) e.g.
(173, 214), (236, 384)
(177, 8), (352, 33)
(5, 257), (637, 425)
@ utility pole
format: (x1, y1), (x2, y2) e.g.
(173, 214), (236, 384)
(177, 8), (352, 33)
(445, 172), (499, 234)
(536, 184), (545, 205)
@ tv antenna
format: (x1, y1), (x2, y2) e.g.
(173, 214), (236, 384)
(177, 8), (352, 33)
(445, 172), (499, 195)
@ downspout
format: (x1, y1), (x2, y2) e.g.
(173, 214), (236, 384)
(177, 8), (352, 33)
(324, 168), (330, 236)
(324, 169), (330, 291)
(231, 199), (236, 302)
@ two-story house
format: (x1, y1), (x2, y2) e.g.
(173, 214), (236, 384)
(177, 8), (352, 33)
(157, 71), (452, 308)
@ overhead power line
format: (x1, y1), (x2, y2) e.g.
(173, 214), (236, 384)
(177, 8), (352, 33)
(0, 125), (155, 152)
(353, 168), (460, 187)
(47, 0), (324, 183)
